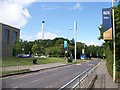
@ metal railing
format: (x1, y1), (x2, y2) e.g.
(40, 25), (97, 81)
(59, 62), (100, 90)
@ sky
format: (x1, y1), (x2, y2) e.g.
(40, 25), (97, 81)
(0, 0), (119, 46)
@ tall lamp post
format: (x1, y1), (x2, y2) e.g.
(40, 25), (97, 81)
(67, 28), (72, 50)
(112, 0), (116, 83)
(74, 20), (77, 61)
(66, 28), (72, 60)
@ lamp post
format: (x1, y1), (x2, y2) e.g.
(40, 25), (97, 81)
(67, 28), (72, 40)
(74, 20), (77, 61)
(66, 28), (72, 59)
(67, 28), (72, 50)
(112, 0), (116, 83)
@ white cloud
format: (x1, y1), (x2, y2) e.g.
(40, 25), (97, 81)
(20, 31), (59, 41)
(40, 4), (60, 11)
(0, 0), (35, 28)
(40, 3), (83, 11)
(36, 31), (58, 40)
(72, 3), (82, 10)
(80, 40), (104, 46)
(21, 35), (35, 41)
(20, 31), (34, 41)
(29, 0), (112, 2)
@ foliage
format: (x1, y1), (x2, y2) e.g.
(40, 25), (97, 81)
(13, 39), (24, 56)
(98, 3), (120, 79)
(32, 43), (39, 55)
(13, 37), (104, 59)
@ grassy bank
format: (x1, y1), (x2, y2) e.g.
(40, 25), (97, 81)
(1, 57), (66, 67)
(1, 57), (87, 67)
(1, 57), (87, 76)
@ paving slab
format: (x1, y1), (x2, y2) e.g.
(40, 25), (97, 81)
(1, 63), (66, 71)
(93, 61), (119, 89)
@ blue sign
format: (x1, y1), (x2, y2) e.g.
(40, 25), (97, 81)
(64, 41), (67, 50)
(102, 8), (112, 40)
(80, 55), (86, 59)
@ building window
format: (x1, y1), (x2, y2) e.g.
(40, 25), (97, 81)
(4, 29), (9, 43)
(13, 31), (17, 43)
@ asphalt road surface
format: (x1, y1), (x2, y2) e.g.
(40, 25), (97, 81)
(2, 59), (100, 89)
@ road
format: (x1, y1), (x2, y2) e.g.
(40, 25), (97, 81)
(2, 59), (100, 89)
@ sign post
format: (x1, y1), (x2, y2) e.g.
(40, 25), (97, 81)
(112, 0), (116, 83)
(102, 0), (116, 82)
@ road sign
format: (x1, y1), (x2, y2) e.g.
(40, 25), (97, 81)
(80, 55), (86, 59)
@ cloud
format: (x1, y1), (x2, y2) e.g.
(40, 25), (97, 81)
(80, 40), (104, 46)
(72, 3), (82, 10)
(40, 3), (82, 11)
(40, 4), (60, 11)
(20, 31), (59, 41)
(0, 0), (35, 28)
(20, 31), (34, 41)
(36, 31), (58, 40)
(21, 35), (35, 41)
(30, 0), (112, 2)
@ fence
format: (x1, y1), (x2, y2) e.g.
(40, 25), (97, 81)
(59, 63), (100, 90)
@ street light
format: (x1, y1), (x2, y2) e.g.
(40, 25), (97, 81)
(67, 28), (72, 58)
(67, 28), (72, 40)
(74, 20), (77, 61)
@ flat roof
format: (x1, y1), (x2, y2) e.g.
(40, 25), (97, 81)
(0, 22), (20, 30)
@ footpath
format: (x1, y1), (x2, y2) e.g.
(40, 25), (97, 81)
(1, 63), (66, 72)
(93, 61), (120, 89)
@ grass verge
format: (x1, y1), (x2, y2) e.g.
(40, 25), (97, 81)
(1, 57), (66, 67)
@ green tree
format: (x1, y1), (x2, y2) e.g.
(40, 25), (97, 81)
(98, 3), (120, 79)
(13, 39), (23, 56)
(32, 43), (39, 55)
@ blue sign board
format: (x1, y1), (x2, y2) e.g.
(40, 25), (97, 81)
(64, 41), (68, 50)
(102, 8), (112, 40)
(80, 55), (86, 59)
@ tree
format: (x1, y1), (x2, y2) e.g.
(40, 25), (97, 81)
(32, 43), (39, 55)
(98, 3), (120, 79)
(13, 39), (23, 56)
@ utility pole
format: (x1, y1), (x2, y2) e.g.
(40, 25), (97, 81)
(112, 0), (116, 83)
(74, 20), (77, 61)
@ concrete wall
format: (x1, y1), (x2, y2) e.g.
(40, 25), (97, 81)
(1, 23), (20, 57)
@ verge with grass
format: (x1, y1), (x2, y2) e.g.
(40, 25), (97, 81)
(1, 57), (66, 67)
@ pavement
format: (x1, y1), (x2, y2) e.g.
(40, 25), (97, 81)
(93, 61), (120, 89)
(1, 62), (66, 72)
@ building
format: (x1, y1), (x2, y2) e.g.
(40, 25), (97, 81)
(0, 23), (20, 57)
